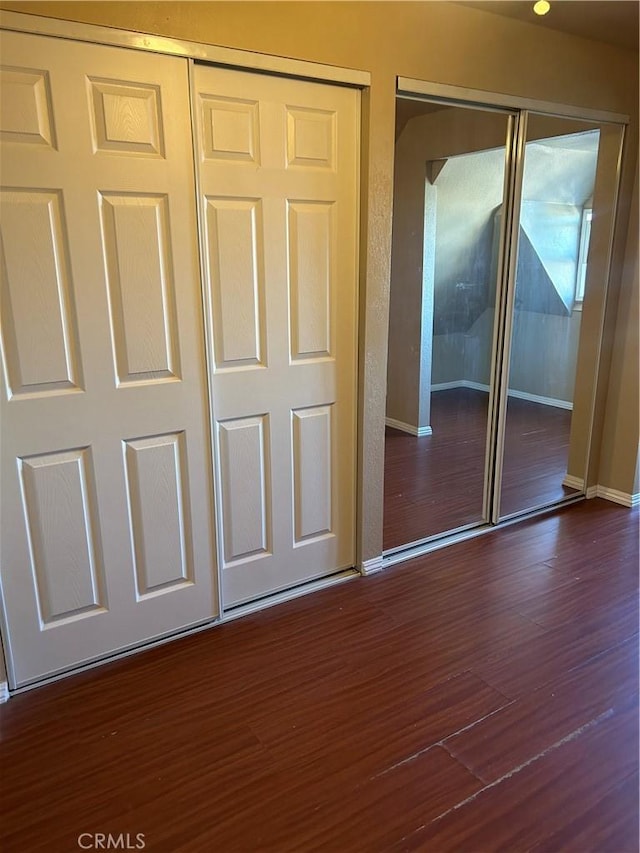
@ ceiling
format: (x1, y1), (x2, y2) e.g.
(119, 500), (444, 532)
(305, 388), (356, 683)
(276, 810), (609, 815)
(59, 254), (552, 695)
(454, 1), (639, 52)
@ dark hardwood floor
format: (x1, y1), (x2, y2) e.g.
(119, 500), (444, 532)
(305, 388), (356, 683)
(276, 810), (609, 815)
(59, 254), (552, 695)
(384, 388), (578, 551)
(1, 499), (638, 852)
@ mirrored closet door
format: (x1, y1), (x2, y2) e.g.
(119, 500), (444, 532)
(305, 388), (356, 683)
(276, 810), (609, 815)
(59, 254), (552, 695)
(385, 98), (516, 551)
(496, 113), (623, 520)
(385, 91), (625, 555)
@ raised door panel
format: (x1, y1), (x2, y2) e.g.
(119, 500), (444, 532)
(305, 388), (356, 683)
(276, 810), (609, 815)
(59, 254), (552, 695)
(0, 31), (217, 688)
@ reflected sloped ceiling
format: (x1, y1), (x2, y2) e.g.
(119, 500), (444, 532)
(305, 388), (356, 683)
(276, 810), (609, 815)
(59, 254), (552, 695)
(519, 201), (582, 313)
(515, 221), (570, 316)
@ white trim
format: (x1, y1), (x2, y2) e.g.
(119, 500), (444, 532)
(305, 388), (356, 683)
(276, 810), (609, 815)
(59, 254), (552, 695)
(0, 11), (370, 88)
(385, 417), (432, 437)
(397, 77), (629, 125)
(431, 380), (490, 393)
(562, 475), (584, 491)
(507, 388), (573, 411)
(0, 681), (9, 703)
(221, 569), (359, 620)
(430, 380), (572, 410)
(586, 485), (599, 499)
(593, 486), (639, 508)
(361, 556), (385, 575)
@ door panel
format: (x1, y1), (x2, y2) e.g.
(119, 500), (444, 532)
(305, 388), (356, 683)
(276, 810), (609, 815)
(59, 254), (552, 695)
(0, 32), (217, 687)
(194, 64), (358, 607)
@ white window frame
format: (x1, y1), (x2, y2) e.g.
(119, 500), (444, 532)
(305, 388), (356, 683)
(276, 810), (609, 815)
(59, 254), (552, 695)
(575, 207), (593, 307)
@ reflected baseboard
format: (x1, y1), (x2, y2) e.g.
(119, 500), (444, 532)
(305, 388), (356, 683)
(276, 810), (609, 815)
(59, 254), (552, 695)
(385, 417), (432, 437)
(563, 474), (584, 491)
(431, 380), (490, 393)
(430, 380), (572, 410)
(507, 388), (573, 411)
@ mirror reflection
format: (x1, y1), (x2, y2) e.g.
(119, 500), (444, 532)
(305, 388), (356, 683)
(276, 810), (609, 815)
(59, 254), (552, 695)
(384, 97), (623, 554)
(384, 99), (510, 550)
(500, 116), (600, 517)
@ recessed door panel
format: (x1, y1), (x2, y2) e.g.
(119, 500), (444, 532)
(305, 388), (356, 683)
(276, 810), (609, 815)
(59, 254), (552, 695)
(124, 432), (193, 598)
(0, 66), (56, 146)
(217, 415), (271, 565)
(292, 405), (333, 543)
(19, 447), (106, 626)
(0, 31), (217, 687)
(205, 196), (265, 369)
(0, 188), (82, 397)
(195, 64), (358, 607)
(99, 192), (180, 384)
(288, 201), (333, 360)
(88, 77), (164, 156)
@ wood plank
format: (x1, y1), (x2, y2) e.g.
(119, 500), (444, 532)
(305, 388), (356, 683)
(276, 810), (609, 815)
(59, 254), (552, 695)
(384, 388), (580, 549)
(0, 498), (637, 852)
(447, 637), (638, 782)
(399, 699), (639, 852)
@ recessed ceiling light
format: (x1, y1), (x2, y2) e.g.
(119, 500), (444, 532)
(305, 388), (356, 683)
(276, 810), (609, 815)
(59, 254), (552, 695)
(533, 0), (551, 15)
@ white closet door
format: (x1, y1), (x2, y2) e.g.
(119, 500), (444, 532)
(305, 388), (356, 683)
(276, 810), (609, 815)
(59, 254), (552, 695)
(193, 64), (358, 607)
(0, 32), (217, 687)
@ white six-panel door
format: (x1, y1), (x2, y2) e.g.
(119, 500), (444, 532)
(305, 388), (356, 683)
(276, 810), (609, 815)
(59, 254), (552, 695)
(193, 64), (358, 607)
(0, 32), (217, 687)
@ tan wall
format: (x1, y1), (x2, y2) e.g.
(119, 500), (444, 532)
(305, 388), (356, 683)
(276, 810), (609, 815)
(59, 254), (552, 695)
(597, 157), (640, 497)
(0, 634), (6, 685)
(1, 1), (637, 559)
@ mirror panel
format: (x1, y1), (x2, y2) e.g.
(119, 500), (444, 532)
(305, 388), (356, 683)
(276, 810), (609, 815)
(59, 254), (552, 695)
(499, 114), (620, 518)
(384, 98), (512, 551)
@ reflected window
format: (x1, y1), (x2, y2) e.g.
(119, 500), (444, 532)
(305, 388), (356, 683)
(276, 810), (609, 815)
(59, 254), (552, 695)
(575, 207), (593, 305)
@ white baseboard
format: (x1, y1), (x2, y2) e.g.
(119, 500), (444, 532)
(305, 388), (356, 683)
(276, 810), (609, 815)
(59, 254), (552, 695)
(385, 417), (432, 437)
(431, 380), (490, 393)
(593, 486), (639, 508)
(562, 475), (584, 491)
(430, 381), (572, 410)
(361, 556), (385, 575)
(586, 485), (599, 499)
(507, 388), (573, 411)
(0, 681), (9, 703)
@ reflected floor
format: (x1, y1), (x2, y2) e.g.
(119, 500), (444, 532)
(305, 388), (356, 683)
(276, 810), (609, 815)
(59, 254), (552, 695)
(500, 395), (579, 517)
(383, 388), (579, 552)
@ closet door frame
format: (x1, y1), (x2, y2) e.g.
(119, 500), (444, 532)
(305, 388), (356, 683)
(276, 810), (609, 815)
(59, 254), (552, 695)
(382, 77), (628, 569)
(0, 10), (370, 693)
